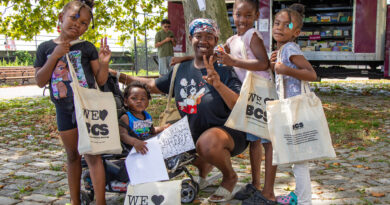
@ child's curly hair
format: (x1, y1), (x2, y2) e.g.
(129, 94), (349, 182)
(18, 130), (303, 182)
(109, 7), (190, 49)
(124, 81), (152, 100)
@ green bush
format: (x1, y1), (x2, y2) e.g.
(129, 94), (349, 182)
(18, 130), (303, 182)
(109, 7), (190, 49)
(13, 51), (34, 66)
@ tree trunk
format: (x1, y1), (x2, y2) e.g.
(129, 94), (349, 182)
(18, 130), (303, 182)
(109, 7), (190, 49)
(183, 0), (233, 55)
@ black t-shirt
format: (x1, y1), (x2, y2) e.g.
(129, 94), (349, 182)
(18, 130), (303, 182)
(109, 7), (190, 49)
(155, 60), (242, 142)
(34, 40), (98, 104)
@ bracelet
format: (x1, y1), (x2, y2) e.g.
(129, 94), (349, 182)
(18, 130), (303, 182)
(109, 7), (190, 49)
(116, 71), (121, 80)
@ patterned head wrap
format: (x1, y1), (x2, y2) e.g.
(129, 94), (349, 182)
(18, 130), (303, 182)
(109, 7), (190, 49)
(189, 18), (220, 37)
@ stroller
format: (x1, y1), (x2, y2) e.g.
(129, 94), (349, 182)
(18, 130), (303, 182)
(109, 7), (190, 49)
(79, 74), (199, 204)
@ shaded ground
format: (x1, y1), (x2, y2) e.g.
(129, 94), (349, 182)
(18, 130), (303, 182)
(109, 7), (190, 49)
(0, 80), (389, 205)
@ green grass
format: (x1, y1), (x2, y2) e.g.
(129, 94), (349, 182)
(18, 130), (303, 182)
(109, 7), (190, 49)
(123, 69), (159, 77)
(322, 101), (387, 147)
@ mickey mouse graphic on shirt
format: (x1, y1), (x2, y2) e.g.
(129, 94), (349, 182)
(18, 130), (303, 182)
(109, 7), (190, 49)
(177, 78), (205, 114)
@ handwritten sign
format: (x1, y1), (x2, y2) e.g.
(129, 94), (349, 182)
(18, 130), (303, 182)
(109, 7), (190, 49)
(157, 116), (195, 159)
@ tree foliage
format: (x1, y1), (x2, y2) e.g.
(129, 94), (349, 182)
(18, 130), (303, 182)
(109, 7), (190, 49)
(0, 0), (166, 44)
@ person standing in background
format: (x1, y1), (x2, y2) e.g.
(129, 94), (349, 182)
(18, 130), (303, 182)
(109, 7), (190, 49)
(155, 19), (176, 76)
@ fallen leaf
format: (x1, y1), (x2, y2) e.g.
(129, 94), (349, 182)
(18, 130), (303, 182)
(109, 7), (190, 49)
(324, 164), (329, 168)
(354, 165), (363, 168)
(371, 192), (385, 197)
(338, 187), (345, 191)
(0, 185), (4, 189)
(333, 162), (340, 166)
(236, 154), (245, 159)
(316, 191), (324, 194)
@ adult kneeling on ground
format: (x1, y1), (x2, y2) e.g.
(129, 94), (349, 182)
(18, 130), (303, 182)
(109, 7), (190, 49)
(110, 18), (248, 203)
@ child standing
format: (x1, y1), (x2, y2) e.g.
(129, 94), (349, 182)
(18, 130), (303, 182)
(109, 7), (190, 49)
(119, 81), (168, 155)
(216, 0), (277, 204)
(270, 3), (317, 205)
(34, 1), (111, 204)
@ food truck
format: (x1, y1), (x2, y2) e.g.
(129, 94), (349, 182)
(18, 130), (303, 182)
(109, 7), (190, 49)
(168, 0), (389, 78)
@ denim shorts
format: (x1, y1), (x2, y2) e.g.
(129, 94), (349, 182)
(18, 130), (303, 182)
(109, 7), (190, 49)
(54, 96), (77, 131)
(246, 133), (270, 143)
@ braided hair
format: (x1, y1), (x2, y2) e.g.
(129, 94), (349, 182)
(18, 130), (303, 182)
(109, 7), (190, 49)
(62, 0), (95, 29)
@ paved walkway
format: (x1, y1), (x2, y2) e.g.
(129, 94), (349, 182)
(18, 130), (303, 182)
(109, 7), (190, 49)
(0, 85), (49, 99)
(0, 118), (389, 204)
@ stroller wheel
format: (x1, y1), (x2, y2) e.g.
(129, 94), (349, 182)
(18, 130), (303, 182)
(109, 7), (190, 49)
(80, 190), (91, 205)
(181, 179), (197, 203)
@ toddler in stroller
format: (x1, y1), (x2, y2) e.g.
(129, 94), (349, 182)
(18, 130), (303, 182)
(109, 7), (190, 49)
(80, 77), (199, 204)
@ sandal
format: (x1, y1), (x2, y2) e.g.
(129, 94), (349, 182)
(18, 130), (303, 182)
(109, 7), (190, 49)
(276, 192), (298, 205)
(208, 186), (234, 202)
(234, 183), (258, 200)
(196, 177), (211, 190)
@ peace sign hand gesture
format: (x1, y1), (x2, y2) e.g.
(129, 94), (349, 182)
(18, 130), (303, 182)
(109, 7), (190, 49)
(202, 55), (222, 89)
(99, 37), (111, 65)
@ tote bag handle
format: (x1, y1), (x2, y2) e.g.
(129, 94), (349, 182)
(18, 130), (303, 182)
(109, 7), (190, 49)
(66, 39), (101, 91)
(166, 63), (180, 110)
(276, 45), (310, 100)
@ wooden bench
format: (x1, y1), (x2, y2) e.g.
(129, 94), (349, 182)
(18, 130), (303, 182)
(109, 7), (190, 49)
(0, 66), (35, 84)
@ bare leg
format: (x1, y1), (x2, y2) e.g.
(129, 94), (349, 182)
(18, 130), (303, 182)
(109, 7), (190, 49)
(84, 154), (106, 205)
(59, 128), (81, 205)
(196, 127), (236, 201)
(192, 157), (214, 179)
(262, 142), (277, 201)
(249, 140), (262, 190)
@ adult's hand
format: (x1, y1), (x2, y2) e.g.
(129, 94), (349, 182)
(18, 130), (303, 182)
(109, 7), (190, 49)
(202, 55), (221, 89)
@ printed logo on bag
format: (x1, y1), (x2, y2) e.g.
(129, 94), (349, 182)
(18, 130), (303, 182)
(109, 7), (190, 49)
(246, 93), (274, 123)
(84, 109), (110, 138)
(284, 122), (319, 145)
(126, 195), (164, 205)
(292, 122), (304, 130)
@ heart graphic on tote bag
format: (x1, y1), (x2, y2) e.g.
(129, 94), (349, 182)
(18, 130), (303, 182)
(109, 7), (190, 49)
(151, 195), (164, 205)
(99, 110), (108, 121)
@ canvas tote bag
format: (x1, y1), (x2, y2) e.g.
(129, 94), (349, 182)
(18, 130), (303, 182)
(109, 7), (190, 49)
(225, 39), (278, 140)
(266, 48), (336, 165)
(159, 63), (181, 126)
(67, 54), (122, 155)
(124, 180), (181, 205)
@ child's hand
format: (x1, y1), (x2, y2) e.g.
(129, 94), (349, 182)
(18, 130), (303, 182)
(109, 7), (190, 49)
(216, 50), (235, 67)
(270, 51), (278, 70)
(133, 139), (148, 155)
(99, 37), (111, 65)
(274, 62), (289, 75)
(52, 42), (71, 59)
(202, 55), (221, 88)
(163, 123), (171, 130)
